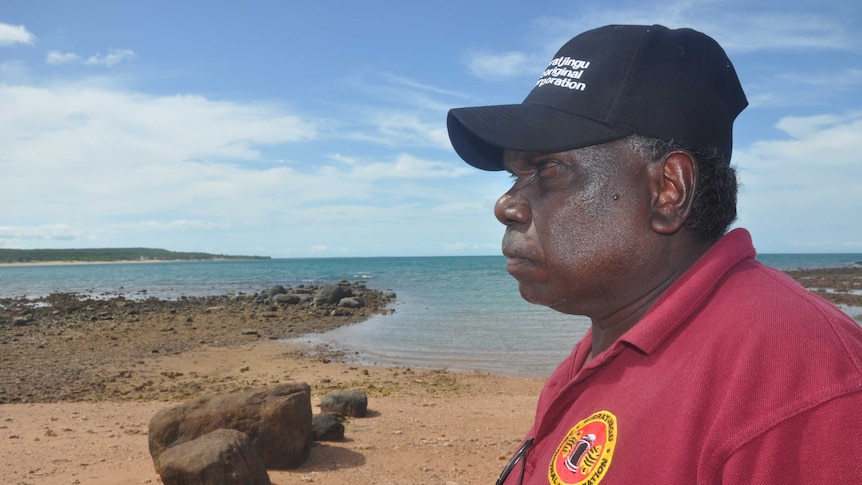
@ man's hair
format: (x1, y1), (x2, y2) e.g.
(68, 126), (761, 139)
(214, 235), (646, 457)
(627, 135), (738, 241)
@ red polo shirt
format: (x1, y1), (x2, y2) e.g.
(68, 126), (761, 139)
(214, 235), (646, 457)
(503, 228), (862, 484)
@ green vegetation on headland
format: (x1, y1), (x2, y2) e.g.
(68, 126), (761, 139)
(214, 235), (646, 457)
(0, 248), (270, 264)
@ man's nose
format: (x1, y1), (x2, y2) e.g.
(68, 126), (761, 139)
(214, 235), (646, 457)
(494, 192), (530, 226)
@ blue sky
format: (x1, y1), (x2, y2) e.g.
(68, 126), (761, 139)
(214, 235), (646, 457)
(1, 0), (860, 257)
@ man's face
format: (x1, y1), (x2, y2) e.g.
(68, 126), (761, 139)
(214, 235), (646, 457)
(497, 139), (656, 318)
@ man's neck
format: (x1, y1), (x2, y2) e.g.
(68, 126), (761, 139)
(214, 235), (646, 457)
(586, 235), (713, 360)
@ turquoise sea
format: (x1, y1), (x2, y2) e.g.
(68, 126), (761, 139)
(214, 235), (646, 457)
(1, 253), (860, 376)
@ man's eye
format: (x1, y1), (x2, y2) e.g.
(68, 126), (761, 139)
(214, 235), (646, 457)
(537, 162), (561, 179)
(506, 161), (562, 186)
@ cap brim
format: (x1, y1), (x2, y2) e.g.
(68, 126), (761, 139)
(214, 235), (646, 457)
(447, 104), (632, 171)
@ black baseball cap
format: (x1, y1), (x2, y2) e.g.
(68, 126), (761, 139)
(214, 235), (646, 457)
(447, 24), (748, 171)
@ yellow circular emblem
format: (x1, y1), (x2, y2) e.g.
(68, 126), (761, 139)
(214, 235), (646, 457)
(548, 410), (617, 485)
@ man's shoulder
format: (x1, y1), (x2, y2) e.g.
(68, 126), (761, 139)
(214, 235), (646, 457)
(722, 261), (855, 323)
(703, 260), (862, 384)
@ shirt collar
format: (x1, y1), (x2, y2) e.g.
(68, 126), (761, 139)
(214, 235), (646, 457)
(616, 228), (757, 356)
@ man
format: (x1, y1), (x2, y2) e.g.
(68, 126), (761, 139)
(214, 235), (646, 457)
(447, 25), (862, 484)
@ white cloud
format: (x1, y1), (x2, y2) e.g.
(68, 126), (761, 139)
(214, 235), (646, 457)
(349, 153), (474, 181)
(0, 83), (317, 221)
(735, 112), (862, 250)
(702, 13), (853, 52)
(339, 110), (450, 149)
(333, 71), (461, 149)
(0, 224), (81, 245)
(350, 70), (459, 111)
(117, 220), (230, 231)
(85, 48), (137, 66)
(466, 50), (532, 78)
(46, 50), (83, 65)
(382, 73), (467, 98)
(46, 48), (137, 67)
(772, 113), (851, 139)
(0, 23), (35, 46)
(529, 1), (855, 54)
(370, 112), (451, 149)
(0, 81), (489, 253)
(463, 1), (848, 80)
(0, 220), (226, 247)
(0, 60), (30, 82)
(787, 68), (862, 90)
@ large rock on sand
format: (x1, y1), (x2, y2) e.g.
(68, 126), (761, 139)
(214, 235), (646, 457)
(156, 428), (271, 485)
(148, 383), (312, 469)
(311, 413), (345, 442)
(312, 283), (352, 306)
(319, 389), (368, 417)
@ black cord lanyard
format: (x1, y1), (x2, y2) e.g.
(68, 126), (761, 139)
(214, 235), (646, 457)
(495, 438), (534, 485)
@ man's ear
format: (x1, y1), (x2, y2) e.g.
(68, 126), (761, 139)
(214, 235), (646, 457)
(649, 151), (697, 235)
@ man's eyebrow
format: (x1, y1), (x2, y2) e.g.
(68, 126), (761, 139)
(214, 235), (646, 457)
(502, 159), (530, 174)
(504, 152), (540, 167)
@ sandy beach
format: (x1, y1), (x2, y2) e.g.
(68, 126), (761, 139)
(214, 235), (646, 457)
(1, 342), (544, 484)
(0, 285), (545, 484)
(1, 268), (860, 484)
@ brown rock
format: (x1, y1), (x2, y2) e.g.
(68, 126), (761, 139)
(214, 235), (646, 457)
(312, 413), (345, 441)
(312, 284), (351, 306)
(148, 383), (312, 469)
(319, 389), (368, 417)
(156, 428), (271, 485)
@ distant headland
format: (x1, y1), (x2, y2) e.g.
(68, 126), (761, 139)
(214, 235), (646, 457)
(0, 248), (270, 265)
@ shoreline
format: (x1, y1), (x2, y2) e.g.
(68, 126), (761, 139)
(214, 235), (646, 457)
(0, 258), (262, 268)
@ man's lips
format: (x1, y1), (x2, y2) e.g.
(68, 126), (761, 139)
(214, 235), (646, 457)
(503, 253), (532, 265)
(502, 243), (538, 273)
(502, 230), (542, 271)
(505, 257), (529, 274)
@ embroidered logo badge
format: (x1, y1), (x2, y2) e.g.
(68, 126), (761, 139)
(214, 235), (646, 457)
(535, 56), (591, 91)
(548, 410), (617, 485)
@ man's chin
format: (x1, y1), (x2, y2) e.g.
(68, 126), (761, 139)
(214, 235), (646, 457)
(518, 285), (584, 316)
(506, 257), (545, 282)
(517, 283), (552, 308)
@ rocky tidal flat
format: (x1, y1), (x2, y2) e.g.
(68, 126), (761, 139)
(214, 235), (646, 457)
(0, 281), (395, 404)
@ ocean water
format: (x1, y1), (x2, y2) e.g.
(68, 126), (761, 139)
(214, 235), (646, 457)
(1, 253), (860, 376)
